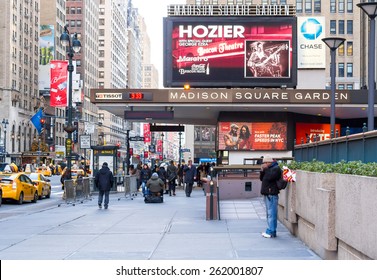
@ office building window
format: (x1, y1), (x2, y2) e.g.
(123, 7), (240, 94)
(339, 0), (344, 13)
(330, 0), (336, 13)
(330, 20), (336, 34)
(347, 84), (354, 90)
(347, 63), (353, 77)
(296, 0), (303, 13)
(338, 44), (345, 56)
(339, 20), (345, 34)
(305, 0), (312, 13)
(347, 20), (353, 34)
(338, 84), (345, 90)
(314, 0), (321, 12)
(76, 20), (81, 27)
(70, 20), (75, 27)
(245, 0), (252, 4)
(347, 0), (353, 13)
(347, 41), (353, 56)
(338, 63), (345, 77)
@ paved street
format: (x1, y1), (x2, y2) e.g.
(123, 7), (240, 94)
(0, 184), (320, 260)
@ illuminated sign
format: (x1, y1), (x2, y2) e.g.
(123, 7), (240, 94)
(218, 121), (287, 151)
(167, 4), (296, 17)
(163, 16), (297, 88)
(95, 93), (123, 100)
(125, 92), (153, 101)
(296, 123), (341, 144)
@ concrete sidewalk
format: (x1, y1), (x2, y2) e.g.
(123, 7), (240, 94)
(0, 188), (320, 260)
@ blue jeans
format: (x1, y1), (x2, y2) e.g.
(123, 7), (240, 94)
(98, 190), (110, 207)
(141, 181), (148, 196)
(264, 195), (278, 236)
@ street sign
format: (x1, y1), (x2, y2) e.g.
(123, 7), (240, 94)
(129, 136), (144, 141)
(180, 148), (190, 152)
(80, 135), (91, 149)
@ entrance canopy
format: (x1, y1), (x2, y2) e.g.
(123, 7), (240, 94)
(90, 88), (373, 125)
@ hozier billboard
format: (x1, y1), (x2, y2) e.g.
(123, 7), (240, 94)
(163, 16), (297, 88)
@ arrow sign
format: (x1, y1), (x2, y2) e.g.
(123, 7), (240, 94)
(129, 136), (145, 141)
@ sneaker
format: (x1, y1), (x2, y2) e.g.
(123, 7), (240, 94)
(261, 232), (275, 238)
(104, 205), (108, 209)
(98, 204), (102, 209)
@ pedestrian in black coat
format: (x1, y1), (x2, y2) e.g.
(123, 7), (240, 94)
(95, 162), (114, 209)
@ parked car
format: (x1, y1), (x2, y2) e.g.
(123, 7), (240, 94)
(0, 185), (2, 207)
(27, 173), (51, 199)
(0, 173), (38, 204)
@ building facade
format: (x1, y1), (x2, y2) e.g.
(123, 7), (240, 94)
(0, 0), (41, 165)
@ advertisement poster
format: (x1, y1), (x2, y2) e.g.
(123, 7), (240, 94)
(218, 122), (287, 151)
(297, 17), (326, 69)
(296, 123), (341, 144)
(164, 17), (296, 88)
(50, 60), (68, 107)
(38, 25), (55, 92)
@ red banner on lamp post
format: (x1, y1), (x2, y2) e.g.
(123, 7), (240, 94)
(50, 60), (68, 107)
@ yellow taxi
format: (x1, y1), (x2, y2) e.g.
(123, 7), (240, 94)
(0, 162), (18, 175)
(37, 166), (52, 177)
(27, 172), (51, 199)
(0, 173), (38, 204)
(0, 184), (2, 207)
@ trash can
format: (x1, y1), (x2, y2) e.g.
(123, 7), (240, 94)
(204, 179), (218, 220)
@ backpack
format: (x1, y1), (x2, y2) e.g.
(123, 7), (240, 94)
(276, 176), (288, 190)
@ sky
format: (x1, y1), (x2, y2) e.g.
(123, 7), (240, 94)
(132, 0), (186, 88)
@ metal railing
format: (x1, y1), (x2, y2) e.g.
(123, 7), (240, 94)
(294, 130), (377, 163)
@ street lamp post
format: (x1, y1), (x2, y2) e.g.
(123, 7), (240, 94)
(178, 131), (182, 165)
(322, 37), (346, 138)
(60, 25), (81, 179)
(2, 119), (9, 161)
(357, 2), (377, 131)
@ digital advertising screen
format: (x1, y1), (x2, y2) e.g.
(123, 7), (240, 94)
(163, 16), (297, 88)
(218, 122), (287, 151)
(295, 123), (341, 144)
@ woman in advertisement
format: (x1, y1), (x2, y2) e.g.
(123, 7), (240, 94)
(238, 124), (252, 150)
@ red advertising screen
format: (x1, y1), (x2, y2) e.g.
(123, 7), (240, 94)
(218, 122), (287, 151)
(163, 16), (297, 88)
(296, 123), (341, 144)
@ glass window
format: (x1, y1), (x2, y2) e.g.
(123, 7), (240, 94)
(70, 7), (75, 14)
(338, 63), (345, 77)
(305, 0), (312, 13)
(339, 20), (345, 34)
(330, 20), (336, 34)
(339, 0), (344, 13)
(347, 63), (353, 77)
(76, 20), (81, 27)
(296, 0), (303, 13)
(347, 0), (353, 13)
(338, 44), (345, 56)
(330, 0), (336, 13)
(314, 0), (321, 12)
(338, 84), (345, 90)
(346, 84), (354, 90)
(347, 20), (353, 34)
(347, 41), (353, 56)
(70, 20), (75, 27)
(280, 0), (287, 4)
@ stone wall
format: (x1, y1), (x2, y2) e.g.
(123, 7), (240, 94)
(278, 171), (376, 260)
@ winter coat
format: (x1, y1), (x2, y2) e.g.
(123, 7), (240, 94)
(167, 164), (178, 182)
(183, 164), (197, 184)
(95, 166), (114, 192)
(259, 161), (281, 196)
(140, 168), (152, 183)
(158, 167), (167, 181)
(146, 173), (164, 193)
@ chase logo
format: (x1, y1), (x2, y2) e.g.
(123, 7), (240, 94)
(301, 18), (323, 40)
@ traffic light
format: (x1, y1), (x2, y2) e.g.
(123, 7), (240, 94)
(40, 118), (45, 134)
(40, 118), (46, 125)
